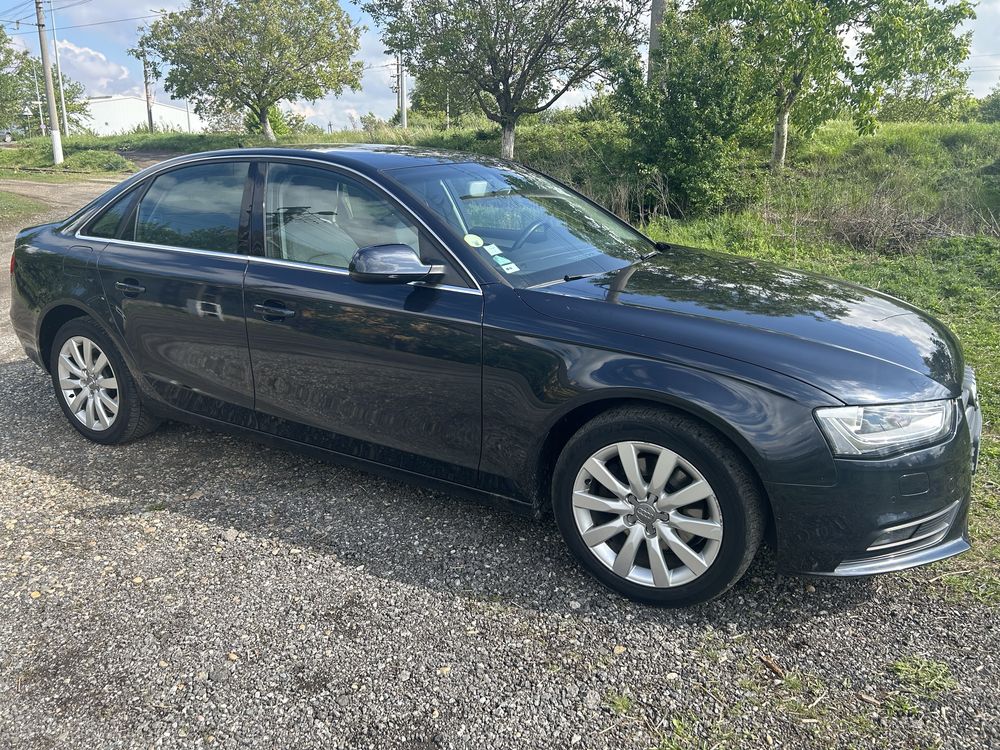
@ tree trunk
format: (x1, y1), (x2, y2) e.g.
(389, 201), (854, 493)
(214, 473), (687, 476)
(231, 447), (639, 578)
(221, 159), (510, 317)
(259, 104), (276, 142)
(648, 0), (666, 84)
(771, 105), (790, 170)
(500, 119), (516, 159)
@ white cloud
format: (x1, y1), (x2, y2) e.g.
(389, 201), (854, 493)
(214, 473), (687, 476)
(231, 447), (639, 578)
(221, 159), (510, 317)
(56, 40), (136, 96)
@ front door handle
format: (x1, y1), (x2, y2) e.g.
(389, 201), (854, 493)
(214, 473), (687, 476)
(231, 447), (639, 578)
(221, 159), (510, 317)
(253, 302), (295, 320)
(115, 279), (145, 296)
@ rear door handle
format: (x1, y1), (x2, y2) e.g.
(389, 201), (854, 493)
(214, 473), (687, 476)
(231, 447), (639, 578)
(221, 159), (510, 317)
(115, 280), (145, 296)
(253, 302), (295, 320)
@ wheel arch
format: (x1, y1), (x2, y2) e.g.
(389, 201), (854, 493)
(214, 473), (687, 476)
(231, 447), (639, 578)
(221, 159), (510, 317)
(533, 392), (775, 531)
(36, 300), (131, 376)
(37, 302), (94, 372)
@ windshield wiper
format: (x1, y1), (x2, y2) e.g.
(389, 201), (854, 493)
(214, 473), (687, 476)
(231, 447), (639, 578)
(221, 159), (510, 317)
(562, 272), (602, 282)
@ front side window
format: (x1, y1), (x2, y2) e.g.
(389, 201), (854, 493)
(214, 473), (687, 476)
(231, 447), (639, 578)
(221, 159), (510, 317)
(386, 162), (652, 288)
(264, 163), (419, 270)
(134, 161), (250, 253)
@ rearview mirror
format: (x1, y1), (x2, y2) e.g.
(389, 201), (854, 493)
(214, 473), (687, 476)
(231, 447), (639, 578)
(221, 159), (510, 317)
(348, 244), (444, 284)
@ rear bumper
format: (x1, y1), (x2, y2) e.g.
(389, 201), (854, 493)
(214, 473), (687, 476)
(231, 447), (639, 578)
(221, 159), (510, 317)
(8, 273), (43, 368)
(767, 375), (981, 576)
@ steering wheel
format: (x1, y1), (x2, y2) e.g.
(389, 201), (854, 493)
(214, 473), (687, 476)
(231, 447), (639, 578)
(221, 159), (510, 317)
(511, 219), (551, 251)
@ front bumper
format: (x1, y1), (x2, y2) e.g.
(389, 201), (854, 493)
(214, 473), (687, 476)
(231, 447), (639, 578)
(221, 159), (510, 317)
(767, 373), (982, 576)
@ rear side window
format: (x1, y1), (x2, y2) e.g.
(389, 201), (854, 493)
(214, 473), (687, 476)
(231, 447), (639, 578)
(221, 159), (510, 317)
(134, 161), (249, 253)
(85, 190), (139, 239)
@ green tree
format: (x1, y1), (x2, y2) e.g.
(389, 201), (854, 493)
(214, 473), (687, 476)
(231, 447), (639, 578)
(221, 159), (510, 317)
(137, 0), (362, 142)
(363, 0), (648, 158)
(409, 75), (476, 124)
(979, 85), (1000, 123)
(703, 0), (975, 169)
(877, 69), (977, 122)
(244, 107), (324, 135)
(610, 2), (766, 214)
(0, 28), (30, 132)
(1, 31), (88, 135)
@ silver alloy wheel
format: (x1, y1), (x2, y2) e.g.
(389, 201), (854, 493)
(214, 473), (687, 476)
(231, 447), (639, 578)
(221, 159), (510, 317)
(57, 335), (120, 432)
(571, 441), (723, 588)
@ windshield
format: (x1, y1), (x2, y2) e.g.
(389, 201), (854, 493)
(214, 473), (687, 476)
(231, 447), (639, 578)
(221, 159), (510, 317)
(384, 162), (653, 287)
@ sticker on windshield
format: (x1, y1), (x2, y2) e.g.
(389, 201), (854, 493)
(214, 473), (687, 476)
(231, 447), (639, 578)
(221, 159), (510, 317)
(483, 243), (503, 256)
(492, 255), (512, 265)
(500, 263), (519, 273)
(463, 233), (484, 248)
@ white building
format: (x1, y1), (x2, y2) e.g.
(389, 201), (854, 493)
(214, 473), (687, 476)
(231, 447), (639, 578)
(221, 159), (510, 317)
(82, 95), (206, 136)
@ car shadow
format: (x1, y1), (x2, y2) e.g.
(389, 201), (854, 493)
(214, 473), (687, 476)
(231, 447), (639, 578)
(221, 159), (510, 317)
(1, 356), (880, 630)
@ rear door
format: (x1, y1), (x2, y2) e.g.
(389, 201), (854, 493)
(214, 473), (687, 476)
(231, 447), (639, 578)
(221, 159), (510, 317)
(242, 160), (484, 484)
(92, 159), (256, 425)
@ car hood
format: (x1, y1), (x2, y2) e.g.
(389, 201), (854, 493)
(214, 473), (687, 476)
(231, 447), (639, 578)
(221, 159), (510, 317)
(517, 245), (964, 403)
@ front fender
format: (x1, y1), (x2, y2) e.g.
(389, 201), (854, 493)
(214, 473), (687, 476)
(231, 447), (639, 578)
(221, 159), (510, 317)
(480, 331), (840, 505)
(479, 286), (840, 505)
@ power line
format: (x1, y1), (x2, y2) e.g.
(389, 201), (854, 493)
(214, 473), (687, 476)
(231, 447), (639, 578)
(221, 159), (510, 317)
(2, 10), (161, 34)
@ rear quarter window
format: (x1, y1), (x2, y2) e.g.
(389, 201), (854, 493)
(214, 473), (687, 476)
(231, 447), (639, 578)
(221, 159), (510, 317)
(84, 189), (140, 239)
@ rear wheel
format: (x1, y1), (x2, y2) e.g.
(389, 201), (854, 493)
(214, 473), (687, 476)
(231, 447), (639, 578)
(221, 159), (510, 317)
(49, 318), (160, 444)
(552, 407), (765, 606)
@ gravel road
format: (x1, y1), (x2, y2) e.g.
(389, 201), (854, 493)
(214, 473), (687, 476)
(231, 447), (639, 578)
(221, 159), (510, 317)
(1, 180), (998, 749)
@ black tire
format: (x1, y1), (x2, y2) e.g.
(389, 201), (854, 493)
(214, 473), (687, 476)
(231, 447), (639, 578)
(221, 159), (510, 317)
(552, 406), (765, 606)
(49, 317), (160, 444)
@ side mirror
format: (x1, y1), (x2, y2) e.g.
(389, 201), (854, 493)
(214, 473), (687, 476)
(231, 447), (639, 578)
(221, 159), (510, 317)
(348, 244), (444, 284)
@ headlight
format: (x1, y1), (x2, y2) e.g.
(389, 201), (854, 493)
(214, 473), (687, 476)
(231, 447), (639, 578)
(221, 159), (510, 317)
(815, 400), (956, 457)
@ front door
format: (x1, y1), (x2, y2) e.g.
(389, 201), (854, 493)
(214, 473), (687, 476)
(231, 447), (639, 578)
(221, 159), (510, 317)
(243, 161), (483, 484)
(95, 159), (256, 426)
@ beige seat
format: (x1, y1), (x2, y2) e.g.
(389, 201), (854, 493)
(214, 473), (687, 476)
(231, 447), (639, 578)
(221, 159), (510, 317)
(268, 175), (359, 268)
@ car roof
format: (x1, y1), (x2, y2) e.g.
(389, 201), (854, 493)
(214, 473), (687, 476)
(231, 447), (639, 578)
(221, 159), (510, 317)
(159, 144), (506, 177)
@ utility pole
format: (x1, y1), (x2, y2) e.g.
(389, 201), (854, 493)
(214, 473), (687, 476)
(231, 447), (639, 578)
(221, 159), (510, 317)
(445, 90), (450, 130)
(31, 64), (45, 135)
(397, 53), (407, 128)
(647, 0), (665, 84)
(48, 0), (68, 135)
(141, 55), (155, 132)
(33, 0), (62, 163)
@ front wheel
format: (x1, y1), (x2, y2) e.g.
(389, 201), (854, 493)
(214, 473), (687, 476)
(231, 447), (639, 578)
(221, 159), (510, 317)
(49, 318), (160, 444)
(552, 407), (765, 606)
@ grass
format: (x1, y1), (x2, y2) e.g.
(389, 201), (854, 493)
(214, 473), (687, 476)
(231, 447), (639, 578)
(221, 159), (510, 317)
(891, 657), (958, 698)
(0, 142), (135, 175)
(606, 693), (633, 714)
(0, 190), (46, 225)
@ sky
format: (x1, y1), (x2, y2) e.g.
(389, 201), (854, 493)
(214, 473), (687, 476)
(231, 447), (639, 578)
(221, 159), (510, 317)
(2, 0), (1000, 131)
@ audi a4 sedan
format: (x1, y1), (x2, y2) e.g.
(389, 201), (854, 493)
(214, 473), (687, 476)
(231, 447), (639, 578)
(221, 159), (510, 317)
(9, 146), (982, 606)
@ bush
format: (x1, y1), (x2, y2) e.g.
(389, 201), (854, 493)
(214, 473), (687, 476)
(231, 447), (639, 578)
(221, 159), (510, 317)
(607, 3), (769, 216)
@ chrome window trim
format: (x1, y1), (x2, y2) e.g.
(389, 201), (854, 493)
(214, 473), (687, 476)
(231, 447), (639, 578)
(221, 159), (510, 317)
(74, 234), (249, 262)
(74, 233), (481, 297)
(247, 256), (480, 296)
(249, 254), (349, 276)
(73, 151), (482, 294)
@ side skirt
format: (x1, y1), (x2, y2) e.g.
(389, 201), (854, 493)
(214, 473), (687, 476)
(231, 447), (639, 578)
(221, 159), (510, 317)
(143, 399), (539, 520)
